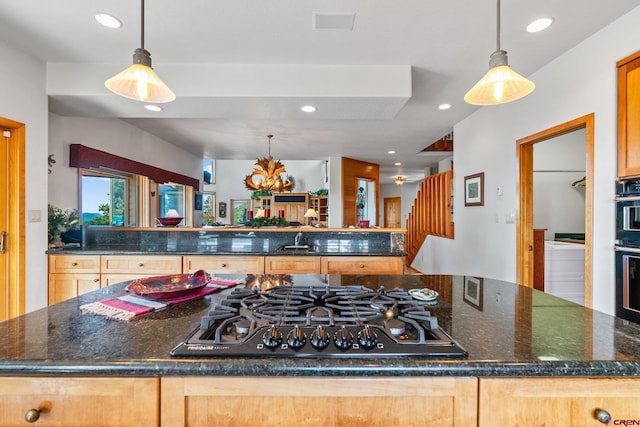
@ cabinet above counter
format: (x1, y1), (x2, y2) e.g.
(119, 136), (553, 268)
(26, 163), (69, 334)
(54, 226), (406, 257)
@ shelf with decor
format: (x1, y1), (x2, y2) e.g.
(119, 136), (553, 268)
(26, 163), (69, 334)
(309, 196), (328, 225)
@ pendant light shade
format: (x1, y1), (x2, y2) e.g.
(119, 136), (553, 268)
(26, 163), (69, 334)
(464, 0), (534, 106)
(105, 0), (175, 103)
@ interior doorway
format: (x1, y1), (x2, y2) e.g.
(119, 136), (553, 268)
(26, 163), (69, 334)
(0, 117), (26, 321)
(384, 197), (401, 228)
(516, 113), (594, 307)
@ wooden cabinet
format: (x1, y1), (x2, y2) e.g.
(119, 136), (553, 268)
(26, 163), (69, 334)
(0, 376), (159, 427)
(479, 377), (640, 426)
(272, 193), (308, 223)
(183, 255), (265, 274)
(309, 196), (328, 225)
(101, 255), (182, 275)
(321, 256), (404, 274)
(160, 376), (478, 427)
(264, 256), (321, 274)
(48, 255), (101, 305)
(618, 50), (640, 178)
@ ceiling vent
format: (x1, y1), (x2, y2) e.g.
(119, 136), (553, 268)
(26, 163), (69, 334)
(312, 12), (356, 31)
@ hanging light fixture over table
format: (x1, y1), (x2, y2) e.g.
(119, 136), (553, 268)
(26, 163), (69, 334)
(394, 176), (405, 185)
(464, 0), (535, 106)
(105, 0), (176, 103)
(244, 135), (294, 192)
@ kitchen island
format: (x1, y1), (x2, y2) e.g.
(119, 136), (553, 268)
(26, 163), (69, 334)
(1, 274), (639, 426)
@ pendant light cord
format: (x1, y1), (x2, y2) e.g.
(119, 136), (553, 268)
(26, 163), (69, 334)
(496, 0), (501, 52)
(140, 0), (145, 50)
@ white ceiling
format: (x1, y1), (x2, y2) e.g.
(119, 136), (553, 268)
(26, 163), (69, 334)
(1, 0), (638, 183)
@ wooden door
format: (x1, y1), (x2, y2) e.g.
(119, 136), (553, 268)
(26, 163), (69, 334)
(0, 117), (25, 321)
(384, 197), (401, 228)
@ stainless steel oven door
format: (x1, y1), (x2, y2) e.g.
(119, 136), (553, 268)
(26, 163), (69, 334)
(615, 245), (640, 323)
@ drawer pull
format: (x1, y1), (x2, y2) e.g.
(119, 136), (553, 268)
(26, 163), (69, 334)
(359, 264), (365, 268)
(93, 278), (100, 282)
(71, 262), (78, 267)
(595, 409), (611, 424)
(221, 263), (227, 268)
(138, 262), (144, 267)
(24, 409), (41, 423)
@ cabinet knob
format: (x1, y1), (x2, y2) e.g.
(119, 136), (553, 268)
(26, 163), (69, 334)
(138, 262), (144, 267)
(71, 262), (78, 267)
(24, 409), (41, 423)
(221, 263), (227, 268)
(359, 264), (365, 268)
(93, 278), (99, 282)
(595, 409), (611, 424)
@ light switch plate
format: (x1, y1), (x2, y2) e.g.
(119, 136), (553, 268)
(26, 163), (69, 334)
(28, 210), (41, 222)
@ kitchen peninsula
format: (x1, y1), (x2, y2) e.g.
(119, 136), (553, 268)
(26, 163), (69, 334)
(47, 227), (407, 304)
(1, 274), (640, 426)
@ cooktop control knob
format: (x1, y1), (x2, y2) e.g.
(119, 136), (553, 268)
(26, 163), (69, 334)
(310, 325), (331, 350)
(357, 325), (378, 350)
(262, 325), (283, 349)
(286, 325), (307, 350)
(333, 325), (354, 350)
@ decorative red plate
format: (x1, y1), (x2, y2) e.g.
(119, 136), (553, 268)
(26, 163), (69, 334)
(125, 269), (209, 299)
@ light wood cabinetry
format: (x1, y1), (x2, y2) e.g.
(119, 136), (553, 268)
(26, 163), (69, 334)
(264, 256), (321, 274)
(321, 256), (404, 274)
(272, 193), (309, 223)
(0, 376), (159, 427)
(618, 50), (640, 178)
(309, 196), (328, 225)
(48, 255), (101, 305)
(183, 255), (265, 274)
(160, 376), (478, 427)
(101, 255), (182, 275)
(478, 377), (640, 426)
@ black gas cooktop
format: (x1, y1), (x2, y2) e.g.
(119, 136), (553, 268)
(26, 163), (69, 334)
(171, 284), (467, 358)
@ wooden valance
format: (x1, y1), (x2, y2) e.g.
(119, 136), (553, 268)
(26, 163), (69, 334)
(69, 144), (199, 189)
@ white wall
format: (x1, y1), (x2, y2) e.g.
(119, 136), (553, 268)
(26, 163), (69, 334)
(411, 5), (640, 316)
(48, 114), (203, 210)
(0, 41), (49, 312)
(209, 159), (327, 225)
(533, 129), (586, 240)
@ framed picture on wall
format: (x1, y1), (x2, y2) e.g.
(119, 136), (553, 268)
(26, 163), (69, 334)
(464, 172), (484, 206)
(218, 202), (227, 218)
(463, 276), (484, 311)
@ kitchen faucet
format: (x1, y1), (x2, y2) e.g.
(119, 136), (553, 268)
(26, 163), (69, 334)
(294, 232), (303, 246)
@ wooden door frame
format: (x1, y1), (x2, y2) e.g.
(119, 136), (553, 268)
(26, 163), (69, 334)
(0, 117), (26, 319)
(516, 113), (594, 307)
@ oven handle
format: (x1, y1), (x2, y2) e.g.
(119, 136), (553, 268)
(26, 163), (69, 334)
(615, 195), (640, 201)
(615, 245), (640, 253)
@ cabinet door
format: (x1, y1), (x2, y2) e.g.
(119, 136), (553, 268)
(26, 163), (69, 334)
(618, 51), (640, 178)
(100, 273), (161, 288)
(264, 256), (321, 274)
(479, 377), (640, 426)
(161, 376), (477, 427)
(101, 255), (182, 275)
(48, 273), (101, 305)
(48, 254), (100, 274)
(321, 256), (404, 274)
(0, 377), (159, 427)
(183, 255), (265, 274)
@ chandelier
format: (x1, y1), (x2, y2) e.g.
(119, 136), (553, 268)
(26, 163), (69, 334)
(244, 135), (294, 192)
(395, 176), (405, 185)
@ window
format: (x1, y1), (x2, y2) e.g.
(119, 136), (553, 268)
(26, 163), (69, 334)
(80, 169), (137, 226)
(158, 184), (185, 218)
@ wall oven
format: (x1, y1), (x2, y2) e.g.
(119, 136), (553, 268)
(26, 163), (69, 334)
(615, 178), (640, 323)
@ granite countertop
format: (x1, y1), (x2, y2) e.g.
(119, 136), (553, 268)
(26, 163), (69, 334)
(1, 274), (639, 378)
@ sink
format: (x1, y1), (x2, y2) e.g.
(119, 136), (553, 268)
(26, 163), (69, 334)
(283, 245), (310, 250)
(274, 245), (316, 253)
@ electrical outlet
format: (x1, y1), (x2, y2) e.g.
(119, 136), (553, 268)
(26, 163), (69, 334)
(495, 292), (502, 304)
(28, 210), (41, 222)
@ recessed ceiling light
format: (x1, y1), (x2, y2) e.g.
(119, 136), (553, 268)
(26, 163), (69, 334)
(144, 105), (163, 112)
(394, 162), (401, 166)
(301, 105), (317, 113)
(388, 150), (396, 154)
(95, 12), (122, 29)
(438, 103), (452, 110)
(526, 17), (553, 33)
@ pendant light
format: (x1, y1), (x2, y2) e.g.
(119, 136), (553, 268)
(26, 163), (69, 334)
(464, 0), (534, 106)
(105, 0), (176, 103)
(244, 135), (294, 192)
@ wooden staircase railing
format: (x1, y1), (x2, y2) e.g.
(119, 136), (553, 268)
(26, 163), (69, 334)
(405, 170), (454, 265)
